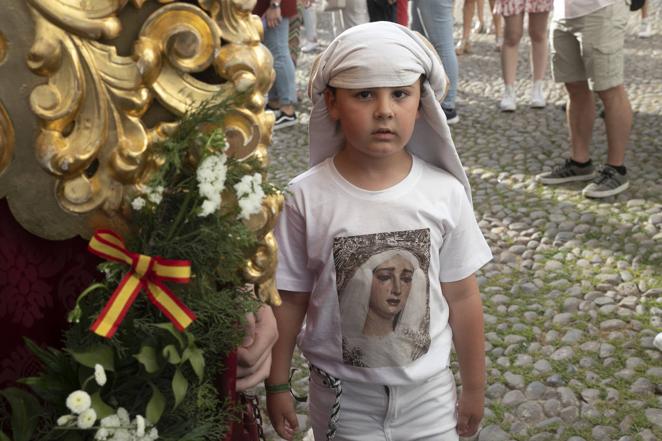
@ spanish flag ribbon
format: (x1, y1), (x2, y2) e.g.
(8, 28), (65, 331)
(87, 230), (196, 338)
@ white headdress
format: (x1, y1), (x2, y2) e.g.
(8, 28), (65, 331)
(307, 21), (472, 201)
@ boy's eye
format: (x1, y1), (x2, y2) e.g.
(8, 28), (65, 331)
(355, 91), (373, 99)
(393, 90), (410, 99)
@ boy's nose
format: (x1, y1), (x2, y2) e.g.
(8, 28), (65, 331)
(374, 98), (394, 119)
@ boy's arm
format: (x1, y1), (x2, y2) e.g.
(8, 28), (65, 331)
(266, 290), (310, 441)
(441, 274), (485, 437)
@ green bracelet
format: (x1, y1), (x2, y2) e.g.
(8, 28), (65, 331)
(265, 383), (290, 394)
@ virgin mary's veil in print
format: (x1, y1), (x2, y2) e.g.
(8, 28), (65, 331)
(338, 248), (430, 368)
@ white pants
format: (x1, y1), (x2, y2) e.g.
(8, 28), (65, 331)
(308, 368), (459, 441)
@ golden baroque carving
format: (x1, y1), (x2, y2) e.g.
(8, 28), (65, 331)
(0, 100), (15, 177)
(14, 0), (281, 304)
(26, 0), (152, 218)
(0, 30), (7, 63)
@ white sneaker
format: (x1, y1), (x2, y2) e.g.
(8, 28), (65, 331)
(530, 80), (546, 108)
(301, 40), (319, 53)
(499, 85), (517, 112)
(654, 332), (662, 351)
(638, 20), (652, 38)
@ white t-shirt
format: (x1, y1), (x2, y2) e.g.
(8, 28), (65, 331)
(275, 155), (493, 386)
(553, 0), (615, 19)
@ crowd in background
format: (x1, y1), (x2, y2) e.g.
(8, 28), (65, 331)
(255, 0), (655, 130)
(255, 0), (655, 199)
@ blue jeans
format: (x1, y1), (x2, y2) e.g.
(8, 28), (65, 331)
(411, 0), (458, 110)
(263, 17), (297, 106)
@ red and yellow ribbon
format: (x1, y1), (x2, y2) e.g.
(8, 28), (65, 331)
(87, 230), (196, 338)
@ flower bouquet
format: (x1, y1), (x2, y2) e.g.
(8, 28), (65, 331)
(0, 99), (280, 441)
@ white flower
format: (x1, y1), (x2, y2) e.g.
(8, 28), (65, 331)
(66, 390), (91, 414)
(77, 408), (97, 429)
(109, 428), (130, 441)
(94, 363), (107, 386)
(235, 173), (265, 220)
(145, 185), (164, 205)
(57, 414), (75, 426)
(116, 407), (130, 425)
(199, 198), (220, 217)
(135, 415), (145, 437)
(145, 427), (158, 441)
(196, 153), (228, 217)
(131, 197), (146, 211)
(237, 191), (264, 220)
(95, 428), (110, 440)
(100, 414), (121, 428)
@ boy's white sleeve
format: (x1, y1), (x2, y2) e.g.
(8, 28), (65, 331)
(438, 190), (492, 283)
(274, 196), (315, 292)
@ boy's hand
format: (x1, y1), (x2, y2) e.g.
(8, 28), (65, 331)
(266, 392), (299, 440)
(236, 304), (278, 391)
(456, 387), (484, 437)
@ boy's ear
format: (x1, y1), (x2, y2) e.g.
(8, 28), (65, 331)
(324, 89), (339, 121)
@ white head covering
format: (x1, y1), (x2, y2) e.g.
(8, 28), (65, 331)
(307, 21), (472, 201)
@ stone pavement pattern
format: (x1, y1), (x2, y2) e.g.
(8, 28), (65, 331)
(255, 6), (662, 441)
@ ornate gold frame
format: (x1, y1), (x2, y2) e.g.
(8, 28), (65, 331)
(0, 0), (282, 304)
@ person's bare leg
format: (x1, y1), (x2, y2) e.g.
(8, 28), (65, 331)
(489, 0), (502, 49)
(457, 0), (477, 54)
(475, 0), (485, 31)
(596, 85), (631, 166)
(565, 81), (595, 163)
(501, 13), (524, 85)
(528, 11), (549, 81)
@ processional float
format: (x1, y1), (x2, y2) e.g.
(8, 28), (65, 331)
(0, 1), (281, 439)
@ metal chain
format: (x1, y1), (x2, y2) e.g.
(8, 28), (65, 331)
(243, 392), (266, 441)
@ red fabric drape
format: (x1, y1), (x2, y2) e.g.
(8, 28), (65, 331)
(0, 198), (101, 388)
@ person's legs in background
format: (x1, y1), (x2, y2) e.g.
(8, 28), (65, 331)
(489, 0), (503, 51)
(412, 0), (460, 124)
(539, 2), (630, 198)
(343, 0), (370, 28)
(302, 1), (319, 52)
(366, 0), (394, 22)
(264, 17), (298, 128)
(528, 11), (550, 108)
(499, 12), (524, 111)
(564, 81), (596, 164)
(474, 0), (486, 32)
(639, 0), (652, 37)
(456, 0), (477, 54)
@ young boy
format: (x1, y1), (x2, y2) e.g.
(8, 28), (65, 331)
(266, 22), (493, 441)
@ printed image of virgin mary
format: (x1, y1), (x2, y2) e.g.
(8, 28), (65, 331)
(339, 248), (430, 368)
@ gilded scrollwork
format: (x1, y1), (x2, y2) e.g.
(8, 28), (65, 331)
(0, 101), (15, 177)
(5, 0), (281, 304)
(27, 1), (152, 216)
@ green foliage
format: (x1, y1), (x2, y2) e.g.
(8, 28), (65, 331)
(2, 97), (276, 440)
(0, 388), (42, 441)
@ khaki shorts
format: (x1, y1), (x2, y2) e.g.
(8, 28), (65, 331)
(551, 1), (628, 91)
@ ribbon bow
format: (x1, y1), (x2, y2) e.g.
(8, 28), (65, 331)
(87, 230), (196, 338)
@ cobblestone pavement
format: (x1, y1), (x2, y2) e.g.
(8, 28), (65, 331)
(256, 6), (662, 441)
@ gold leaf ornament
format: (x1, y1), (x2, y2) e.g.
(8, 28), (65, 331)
(0, 101), (14, 178)
(26, 1), (152, 216)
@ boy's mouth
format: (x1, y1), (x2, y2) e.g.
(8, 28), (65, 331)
(373, 128), (395, 135)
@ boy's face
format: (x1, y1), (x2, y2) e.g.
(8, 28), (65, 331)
(324, 81), (421, 160)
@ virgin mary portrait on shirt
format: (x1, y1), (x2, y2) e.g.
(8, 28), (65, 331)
(337, 245), (430, 368)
